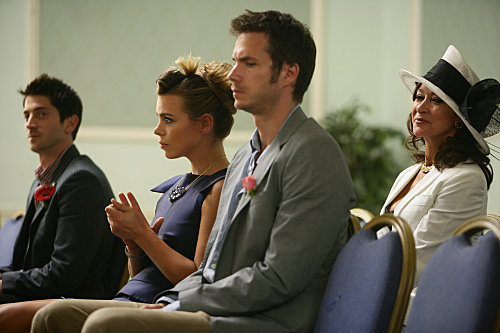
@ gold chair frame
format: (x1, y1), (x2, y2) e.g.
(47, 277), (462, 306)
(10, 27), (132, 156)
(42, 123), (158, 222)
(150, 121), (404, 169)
(348, 214), (362, 237)
(351, 208), (375, 224)
(119, 263), (130, 290)
(453, 216), (500, 333)
(362, 213), (416, 333)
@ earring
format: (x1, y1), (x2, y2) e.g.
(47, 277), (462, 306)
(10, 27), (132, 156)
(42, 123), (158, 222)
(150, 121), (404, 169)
(455, 120), (463, 129)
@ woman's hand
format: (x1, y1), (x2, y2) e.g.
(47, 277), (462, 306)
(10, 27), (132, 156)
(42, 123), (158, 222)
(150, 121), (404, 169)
(121, 218), (165, 252)
(105, 192), (164, 242)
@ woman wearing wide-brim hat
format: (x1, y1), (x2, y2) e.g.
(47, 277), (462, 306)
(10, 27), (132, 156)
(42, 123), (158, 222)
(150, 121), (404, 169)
(380, 45), (500, 287)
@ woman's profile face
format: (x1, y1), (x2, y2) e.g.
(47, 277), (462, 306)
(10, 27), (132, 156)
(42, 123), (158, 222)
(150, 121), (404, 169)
(411, 84), (459, 145)
(153, 94), (202, 160)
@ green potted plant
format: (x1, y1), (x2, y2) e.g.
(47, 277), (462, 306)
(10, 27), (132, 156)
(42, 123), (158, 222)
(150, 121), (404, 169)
(322, 100), (406, 214)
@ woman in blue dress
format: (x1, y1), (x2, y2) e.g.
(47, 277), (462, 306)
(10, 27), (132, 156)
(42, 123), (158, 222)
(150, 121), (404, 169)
(0, 54), (236, 332)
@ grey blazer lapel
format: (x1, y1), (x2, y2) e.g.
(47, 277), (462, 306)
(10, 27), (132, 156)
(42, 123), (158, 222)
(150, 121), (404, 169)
(232, 107), (309, 219)
(201, 143), (252, 264)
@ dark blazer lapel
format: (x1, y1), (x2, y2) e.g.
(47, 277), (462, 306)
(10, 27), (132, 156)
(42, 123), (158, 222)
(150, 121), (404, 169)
(11, 182), (38, 269)
(29, 197), (47, 229)
(49, 145), (79, 184)
(232, 107), (309, 218)
(26, 180), (39, 216)
(30, 145), (79, 226)
(17, 145), (80, 268)
(29, 180), (45, 226)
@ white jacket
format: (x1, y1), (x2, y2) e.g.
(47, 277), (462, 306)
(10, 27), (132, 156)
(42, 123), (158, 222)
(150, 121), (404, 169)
(381, 162), (487, 286)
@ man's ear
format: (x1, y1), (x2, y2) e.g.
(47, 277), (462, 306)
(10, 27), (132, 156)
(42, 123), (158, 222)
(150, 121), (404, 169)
(282, 62), (300, 88)
(64, 114), (79, 135)
(200, 113), (214, 135)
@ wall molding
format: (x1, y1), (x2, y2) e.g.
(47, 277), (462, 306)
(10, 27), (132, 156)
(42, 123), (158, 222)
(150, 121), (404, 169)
(410, 0), (422, 77)
(28, 0), (40, 81)
(77, 126), (254, 145)
(309, 0), (325, 121)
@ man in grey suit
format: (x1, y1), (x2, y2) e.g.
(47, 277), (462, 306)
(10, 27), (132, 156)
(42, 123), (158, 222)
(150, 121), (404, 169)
(0, 74), (117, 304)
(31, 10), (356, 333)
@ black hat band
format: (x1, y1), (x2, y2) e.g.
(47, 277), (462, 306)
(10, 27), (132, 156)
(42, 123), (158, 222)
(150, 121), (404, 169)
(423, 59), (471, 106)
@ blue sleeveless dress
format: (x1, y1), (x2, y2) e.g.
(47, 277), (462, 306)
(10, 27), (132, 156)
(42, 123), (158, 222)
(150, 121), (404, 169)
(115, 169), (226, 303)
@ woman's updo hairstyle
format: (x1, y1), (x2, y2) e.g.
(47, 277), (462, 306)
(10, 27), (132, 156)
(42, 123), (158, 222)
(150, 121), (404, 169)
(156, 55), (236, 140)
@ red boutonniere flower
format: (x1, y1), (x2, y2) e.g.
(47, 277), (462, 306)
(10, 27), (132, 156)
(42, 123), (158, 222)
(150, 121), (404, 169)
(241, 175), (257, 197)
(35, 184), (56, 207)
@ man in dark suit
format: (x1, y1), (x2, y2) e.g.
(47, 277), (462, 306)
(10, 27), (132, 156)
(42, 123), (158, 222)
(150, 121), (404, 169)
(0, 74), (116, 304)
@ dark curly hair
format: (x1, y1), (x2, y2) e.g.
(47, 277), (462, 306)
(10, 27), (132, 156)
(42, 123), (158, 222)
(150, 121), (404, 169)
(405, 83), (493, 188)
(18, 74), (82, 140)
(230, 10), (316, 104)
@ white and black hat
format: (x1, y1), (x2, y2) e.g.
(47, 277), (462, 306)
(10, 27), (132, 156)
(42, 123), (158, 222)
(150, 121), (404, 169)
(400, 45), (500, 154)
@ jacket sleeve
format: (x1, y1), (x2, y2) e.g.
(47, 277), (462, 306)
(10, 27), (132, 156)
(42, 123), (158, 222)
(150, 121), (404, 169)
(0, 265), (13, 273)
(1, 168), (111, 298)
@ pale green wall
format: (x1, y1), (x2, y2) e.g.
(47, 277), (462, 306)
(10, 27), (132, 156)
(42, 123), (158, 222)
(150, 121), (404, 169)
(0, 0), (310, 219)
(325, 0), (411, 130)
(324, 0), (500, 213)
(2, 0), (500, 220)
(421, 0), (500, 80)
(38, 0), (311, 130)
(419, 0), (500, 213)
(0, 0), (39, 217)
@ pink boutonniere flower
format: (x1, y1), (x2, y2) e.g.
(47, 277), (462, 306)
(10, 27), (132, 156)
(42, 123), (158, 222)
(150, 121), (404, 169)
(242, 175), (257, 197)
(34, 184), (56, 208)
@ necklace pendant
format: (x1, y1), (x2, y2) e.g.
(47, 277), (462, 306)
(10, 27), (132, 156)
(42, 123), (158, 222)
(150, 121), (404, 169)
(167, 155), (226, 203)
(420, 164), (434, 174)
(169, 186), (186, 202)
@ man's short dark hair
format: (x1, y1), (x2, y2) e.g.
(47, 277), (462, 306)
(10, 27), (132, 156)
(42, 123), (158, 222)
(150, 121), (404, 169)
(230, 10), (316, 103)
(19, 73), (82, 140)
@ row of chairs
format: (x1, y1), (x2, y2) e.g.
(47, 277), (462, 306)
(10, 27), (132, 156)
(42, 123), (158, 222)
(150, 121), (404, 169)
(315, 212), (500, 333)
(0, 211), (24, 267)
(3, 210), (499, 331)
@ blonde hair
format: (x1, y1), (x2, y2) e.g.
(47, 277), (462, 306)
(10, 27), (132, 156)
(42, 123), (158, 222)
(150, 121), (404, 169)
(156, 55), (236, 139)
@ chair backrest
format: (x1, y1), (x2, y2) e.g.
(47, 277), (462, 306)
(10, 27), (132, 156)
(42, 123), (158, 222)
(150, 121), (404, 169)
(0, 215), (24, 267)
(102, 236), (128, 299)
(314, 214), (416, 333)
(405, 216), (500, 333)
(348, 214), (362, 238)
(487, 213), (500, 222)
(118, 263), (130, 290)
